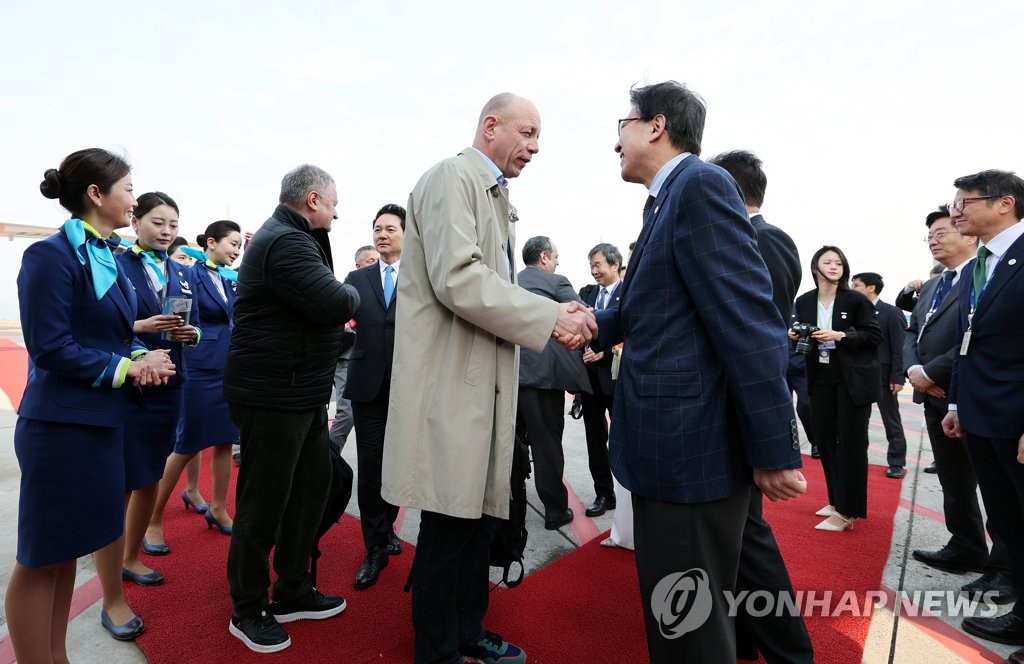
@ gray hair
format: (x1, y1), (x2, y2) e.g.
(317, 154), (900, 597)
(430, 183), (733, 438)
(279, 164), (335, 205)
(354, 245), (375, 263)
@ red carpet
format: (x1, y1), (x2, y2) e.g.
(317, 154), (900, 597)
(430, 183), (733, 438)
(127, 459), (900, 663)
(0, 339), (27, 409)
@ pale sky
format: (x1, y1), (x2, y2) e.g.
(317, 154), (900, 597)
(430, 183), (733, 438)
(1, 0), (1020, 320)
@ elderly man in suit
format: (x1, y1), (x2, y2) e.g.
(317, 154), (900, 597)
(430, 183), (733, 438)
(578, 242), (623, 517)
(344, 205), (405, 590)
(516, 236), (591, 531)
(906, 205), (1012, 600)
(941, 170), (1024, 658)
(595, 81), (806, 663)
(851, 272), (910, 479)
(381, 93), (596, 664)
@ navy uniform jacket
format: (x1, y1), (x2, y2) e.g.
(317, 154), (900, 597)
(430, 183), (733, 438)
(343, 262), (396, 403)
(595, 155), (801, 505)
(949, 232), (1024, 438)
(186, 263), (234, 373)
(18, 232), (144, 426)
(116, 250), (200, 387)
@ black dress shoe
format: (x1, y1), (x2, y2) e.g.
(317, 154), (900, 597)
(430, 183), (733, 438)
(912, 547), (986, 574)
(886, 465), (906, 479)
(810, 445), (821, 459)
(585, 495), (616, 518)
(963, 612), (1024, 645)
(354, 549), (389, 589)
(386, 531), (402, 556)
(1007, 645), (1024, 664)
(963, 572), (1018, 604)
(923, 461), (938, 474)
(544, 507), (574, 530)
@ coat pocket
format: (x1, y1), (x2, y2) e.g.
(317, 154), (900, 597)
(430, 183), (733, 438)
(635, 371), (701, 398)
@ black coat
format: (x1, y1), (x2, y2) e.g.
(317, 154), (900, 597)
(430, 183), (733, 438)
(579, 282), (619, 398)
(516, 267), (591, 393)
(874, 299), (908, 384)
(223, 204), (360, 410)
(793, 288), (882, 406)
(342, 262), (395, 403)
(751, 214), (801, 324)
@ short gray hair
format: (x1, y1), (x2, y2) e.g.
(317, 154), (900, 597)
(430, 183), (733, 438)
(354, 245), (375, 263)
(279, 164), (334, 205)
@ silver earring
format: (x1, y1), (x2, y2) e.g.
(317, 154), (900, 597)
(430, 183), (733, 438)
(97, 202), (103, 207)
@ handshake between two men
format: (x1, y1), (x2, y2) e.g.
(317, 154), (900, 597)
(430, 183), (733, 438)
(551, 300), (599, 351)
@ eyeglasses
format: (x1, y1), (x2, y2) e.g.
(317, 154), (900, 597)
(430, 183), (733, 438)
(924, 231), (956, 242)
(617, 117), (641, 136)
(948, 195), (1000, 212)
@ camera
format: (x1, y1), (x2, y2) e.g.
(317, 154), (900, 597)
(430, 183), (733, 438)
(791, 323), (820, 355)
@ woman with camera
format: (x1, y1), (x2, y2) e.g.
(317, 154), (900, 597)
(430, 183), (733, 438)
(791, 245), (881, 532)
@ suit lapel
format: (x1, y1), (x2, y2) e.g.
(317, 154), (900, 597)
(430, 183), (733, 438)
(108, 269), (137, 331)
(368, 265), (386, 310)
(921, 276), (959, 330)
(973, 234), (1024, 322)
(124, 253), (161, 318)
(200, 265), (230, 318)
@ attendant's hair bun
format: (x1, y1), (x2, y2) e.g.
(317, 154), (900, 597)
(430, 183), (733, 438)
(196, 234), (207, 246)
(40, 168), (62, 199)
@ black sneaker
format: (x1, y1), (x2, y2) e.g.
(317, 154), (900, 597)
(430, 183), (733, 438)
(229, 611), (291, 654)
(268, 589), (347, 623)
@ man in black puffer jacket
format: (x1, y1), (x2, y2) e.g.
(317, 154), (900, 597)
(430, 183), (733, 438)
(223, 164), (360, 654)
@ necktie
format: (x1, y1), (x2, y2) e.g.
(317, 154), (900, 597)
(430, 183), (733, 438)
(643, 195), (655, 223)
(933, 269), (956, 307)
(972, 246), (991, 299)
(383, 264), (395, 306)
(597, 287), (608, 310)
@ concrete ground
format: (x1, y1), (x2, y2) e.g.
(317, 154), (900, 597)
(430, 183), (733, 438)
(0, 327), (1016, 663)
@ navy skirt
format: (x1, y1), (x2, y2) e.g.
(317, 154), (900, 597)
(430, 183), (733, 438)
(15, 417), (125, 568)
(123, 384), (182, 491)
(175, 369), (238, 454)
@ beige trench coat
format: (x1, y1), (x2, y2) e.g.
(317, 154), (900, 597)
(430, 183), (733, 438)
(382, 148), (559, 519)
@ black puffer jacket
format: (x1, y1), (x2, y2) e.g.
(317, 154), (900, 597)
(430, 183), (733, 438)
(223, 204), (360, 410)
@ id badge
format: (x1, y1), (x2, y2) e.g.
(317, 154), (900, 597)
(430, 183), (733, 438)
(960, 328), (972, 356)
(818, 349), (831, 364)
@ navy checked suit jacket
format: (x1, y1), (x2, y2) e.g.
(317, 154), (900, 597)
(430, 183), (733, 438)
(949, 232), (1024, 439)
(594, 155), (801, 505)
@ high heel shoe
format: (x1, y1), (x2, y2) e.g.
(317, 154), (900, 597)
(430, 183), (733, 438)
(122, 566), (165, 586)
(101, 609), (145, 641)
(182, 490), (210, 514)
(815, 513), (855, 532)
(141, 537), (170, 556)
(205, 510), (233, 535)
(815, 504), (835, 517)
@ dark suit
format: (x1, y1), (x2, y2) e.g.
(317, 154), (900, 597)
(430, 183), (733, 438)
(735, 215), (813, 663)
(949, 231), (1024, 617)
(595, 156), (802, 662)
(578, 281), (620, 501)
(872, 299), (908, 467)
(895, 286), (919, 313)
(905, 272), (1008, 571)
(344, 262), (400, 552)
(516, 267), (591, 522)
(794, 288), (881, 518)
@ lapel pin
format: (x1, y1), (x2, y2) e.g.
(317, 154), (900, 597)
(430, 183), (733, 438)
(1010, 259), (1018, 266)
(841, 312), (848, 319)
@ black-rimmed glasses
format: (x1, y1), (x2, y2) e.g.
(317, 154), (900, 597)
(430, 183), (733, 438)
(617, 117), (641, 136)
(949, 196), (1001, 212)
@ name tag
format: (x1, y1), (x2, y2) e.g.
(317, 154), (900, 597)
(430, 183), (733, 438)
(960, 328), (972, 356)
(818, 349), (831, 364)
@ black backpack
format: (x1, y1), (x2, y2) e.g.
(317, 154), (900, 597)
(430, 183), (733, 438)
(488, 433), (532, 588)
(310, 444), (354, 588)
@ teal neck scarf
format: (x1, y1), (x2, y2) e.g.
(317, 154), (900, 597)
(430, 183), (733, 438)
(181, 246), (238, 282)
(131, 243), (168, 285)
(62, 218), (121, 300)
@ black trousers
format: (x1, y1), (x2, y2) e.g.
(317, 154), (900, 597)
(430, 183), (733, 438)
(734, 489), (814, 663)
(581, 383), (614, 500)
(515, 387), (568, 521)
(963, 432), (1024, 618)
(633, 489), (748, 664)
(411, 511), (499, 664)
(926, 402), (1010, 572)
(811, 378), (870, 518)
(227, 404), (331, 618)
(787, 356), (814, 445)
(352, 390), (400, 552)
(876, 365), (907, 467)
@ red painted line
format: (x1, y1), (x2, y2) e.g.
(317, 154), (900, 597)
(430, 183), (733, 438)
(900, 498), (947, 526)
(879, 584), (1005, 662)
(563, 478), (601, 545)
(0, 574), (104, 664)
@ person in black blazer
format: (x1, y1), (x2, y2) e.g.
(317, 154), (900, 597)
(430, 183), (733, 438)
(792, 245), (881, 532)
(578, 242), (623, 517)
(904, 206), (1012, 596)
(941, 171), (1024, 653)
(516, 237), (591, 530)
(851, 272), (909, 479)
(344, 204), (405, 590)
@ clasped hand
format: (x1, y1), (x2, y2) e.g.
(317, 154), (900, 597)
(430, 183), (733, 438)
(127, 349), (176, 387)
(552, 301), (597, 351)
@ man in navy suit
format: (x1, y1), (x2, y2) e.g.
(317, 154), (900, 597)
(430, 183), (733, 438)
(596, 81), (806, 663)
(941, 170), (1024, 658)
(851, 272), (909, 479)
(578, 242), (623, 517)
(344, 204), (405, 590)
(905, 205), (1012, 600)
